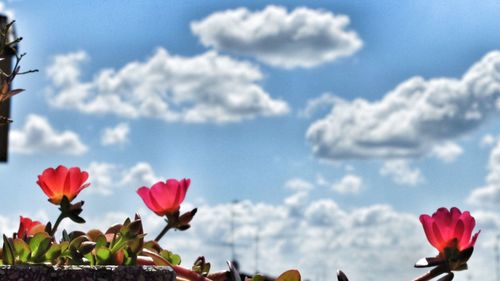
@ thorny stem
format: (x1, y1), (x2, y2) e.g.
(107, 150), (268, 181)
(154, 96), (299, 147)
(154, 223), (172, 242)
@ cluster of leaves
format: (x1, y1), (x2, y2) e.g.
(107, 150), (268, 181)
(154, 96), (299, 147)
(0, 20), (37, 125)
(0, 215), (181, 267)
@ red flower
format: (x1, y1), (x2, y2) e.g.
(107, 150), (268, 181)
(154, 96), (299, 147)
(419, 207), (480, 254)
(37, 165), (90, 205)
(17, 216), (45, 238)
(137, 179), (190, 216)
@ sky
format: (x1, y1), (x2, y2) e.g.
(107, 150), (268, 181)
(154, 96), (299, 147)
(1, 1), (500, 280)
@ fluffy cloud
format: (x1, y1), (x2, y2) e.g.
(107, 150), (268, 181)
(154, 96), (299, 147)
(307, 51), (500, 161)
(191, 6), (362, 69)
(481, 134), (497, 147)
(299, 93), (338, 118)
(1, 197), (494, 280)
(431, 142), (463, 163)
(101, 122), (130, 146)
(10, 114), (88, 155)
(380, 160), (424, 186)
(86, 161), (159, 195)
(46, 49), (289, 124)
(140, 200), (429, 281)
(284, 178), (314, 192)
(467, 139), (500, 207)
(332, 174), (363, 194)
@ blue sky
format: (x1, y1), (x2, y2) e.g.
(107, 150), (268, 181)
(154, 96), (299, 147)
(2, 1), (500, 280)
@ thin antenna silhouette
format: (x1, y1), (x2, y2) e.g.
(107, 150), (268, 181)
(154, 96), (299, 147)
(254, 228), (259, 274)
(230, 199), (239, 263)
(496, 234), (500, 281)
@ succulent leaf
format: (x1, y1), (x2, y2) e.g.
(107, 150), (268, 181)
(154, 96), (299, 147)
(276, 270), (301, 281)
(12, 239), (30, 263)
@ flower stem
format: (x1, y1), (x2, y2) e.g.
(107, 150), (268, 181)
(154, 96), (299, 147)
(154, 223), (172, 242)
(50, 212), (65, 237)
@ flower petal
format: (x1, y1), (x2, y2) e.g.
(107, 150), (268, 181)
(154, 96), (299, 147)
(41, 166), (68, 197)
(432, 221), (446, 251)
(137, 187), (163, 215)
(454, 219), (465, 250)
(459, 211), (476, 247)
(420, 215), (440, 250)
(469, 230), (481, 248)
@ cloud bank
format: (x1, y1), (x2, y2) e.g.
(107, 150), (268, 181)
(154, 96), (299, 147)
(46, 49), (289, 124)
(192, 6), (362, 69)
(307, 51), (500, 161)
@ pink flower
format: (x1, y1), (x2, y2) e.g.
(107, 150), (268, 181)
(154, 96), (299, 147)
(17, 216), (45, 238)
(137, 179), (190, 216)
(37, 165), (90, 205)
(419, 207), (480, 254)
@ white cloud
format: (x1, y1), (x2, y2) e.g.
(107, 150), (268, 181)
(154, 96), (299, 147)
(332, 174), (363, 194)
(467, 139), (500, 207)
(10, 114), (88, 155)
(1, 197), (493, 280)
(101, 122), (130, 146)
(481, 134), (497, 147)
(191, 6), (362, 69)
(87, 161), (160, 196)
(143, 200), (430, 281)
(307, 51), (500, 161)
(299, 93), (338, 118)
(431, 142), (463, 163)
(284, 178), (314, 192)
(46, 49), (289, 124)
(380, 160), (424, 186)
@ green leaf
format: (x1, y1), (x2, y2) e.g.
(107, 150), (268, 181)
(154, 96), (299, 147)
(160, 250), (181, 265)
(252, 275), (265, 281)
(68, 235), (88, 260)
(29, 232), (52, 261)
(69, 236), (87, 251)
(45, 243), (62, 261)
(12, 239), (30, 263)
(59, 241), (70, 253)
(275, 270), (301, 281)
(3, 235), (15, 265)
(62, 230), (70, 242)
(143, 240), (161, 252)
(84, 252), (95, 266)
(95, 234), (107, 248)
(110, 236), (127, 254)
(96, 246), (111, 264)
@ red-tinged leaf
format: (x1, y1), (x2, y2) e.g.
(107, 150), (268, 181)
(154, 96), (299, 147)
(106, 224), (122, 234)
(136, 255), (155, 265)
(141, 248), (171, 266)
(87, 229), (104, 242)
(276, 270), (301, 281)
(114, 249), (125, 265)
